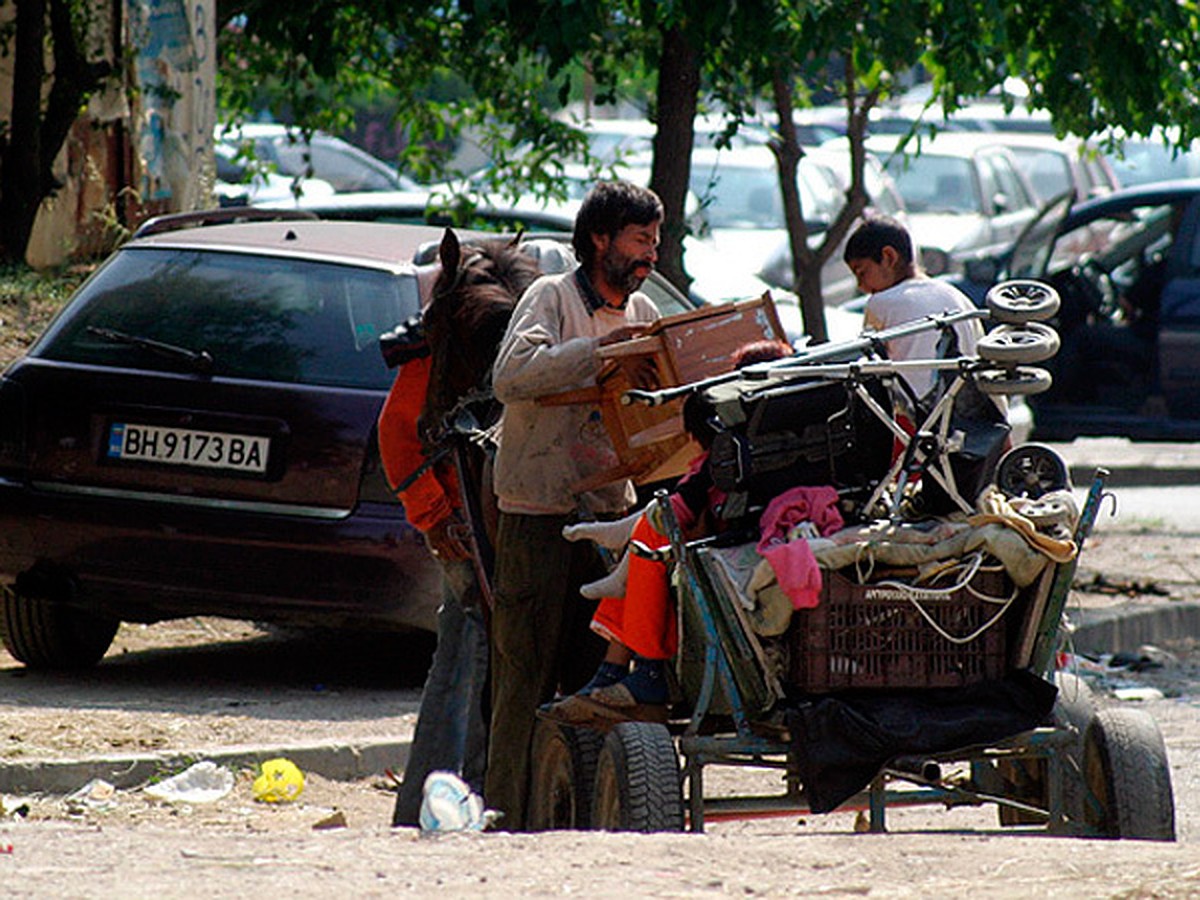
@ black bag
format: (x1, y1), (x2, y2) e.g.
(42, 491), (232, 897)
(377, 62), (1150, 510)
(379, 314), (429, 368)
(704, 375), (895, 521)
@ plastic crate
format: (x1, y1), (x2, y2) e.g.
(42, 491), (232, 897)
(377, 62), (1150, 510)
(787, 566), (1015, 692)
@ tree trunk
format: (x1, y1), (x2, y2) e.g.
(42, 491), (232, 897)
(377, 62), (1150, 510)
(648, 24), (699, 298)
(0, 0), (111, 263)
(0, 0), (50, 262)
(769, 64), (827, 344)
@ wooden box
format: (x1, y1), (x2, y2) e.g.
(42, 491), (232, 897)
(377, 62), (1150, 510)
(543, 293), (787, 490)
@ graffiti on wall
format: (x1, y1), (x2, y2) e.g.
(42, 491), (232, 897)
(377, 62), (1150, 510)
(127, 0), (215, 206)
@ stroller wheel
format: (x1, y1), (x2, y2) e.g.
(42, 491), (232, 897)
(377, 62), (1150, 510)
(976, 365), (1052, 396)
(978, 323), (1060, 365)
(986, 280), (1061, 324)
(996, 443), (1071, 499)
(1019, 491), (1077, 528)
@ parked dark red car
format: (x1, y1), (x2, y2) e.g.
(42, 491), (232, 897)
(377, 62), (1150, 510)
(0, 215), (465, 668)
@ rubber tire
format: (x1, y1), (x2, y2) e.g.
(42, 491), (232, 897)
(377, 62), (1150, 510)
(527, 718), (604, 831)
(591, 721), (684, 832)
(0, 585), (118, 669)
(986, 280), (1061, 324)
(977, 323), (1061, 365)
(976, 366), (1053, 396)
(996, 443), (1071, 499)
(1083, 707), (1176, 841)
(997, 671), (1096, 827)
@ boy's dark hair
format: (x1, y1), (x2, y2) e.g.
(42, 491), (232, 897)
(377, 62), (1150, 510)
(843, 215), (914, 266)
(572, 181), (664, 269)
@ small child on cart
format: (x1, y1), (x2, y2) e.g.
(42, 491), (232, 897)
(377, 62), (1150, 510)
(545, 339), (793, 722)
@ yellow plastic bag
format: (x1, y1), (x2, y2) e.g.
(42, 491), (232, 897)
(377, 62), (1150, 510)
(252, 757), (305, 803)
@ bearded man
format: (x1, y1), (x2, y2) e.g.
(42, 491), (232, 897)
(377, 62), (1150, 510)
(484, 180), (664, 829)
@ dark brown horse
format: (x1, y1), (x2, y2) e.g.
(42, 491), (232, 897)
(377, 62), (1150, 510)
(419, 228), (541, 586)
(419, 228), (540, 439)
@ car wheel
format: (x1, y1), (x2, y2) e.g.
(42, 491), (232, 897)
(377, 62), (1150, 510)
(996, 443), (1071, 499)
(591, 722), (684, 832)
(986, 280), (1061, 324)
(527, 717), (605, 831)
(996, 671), (1097, 828)
(0, 584), (118, 669)
(1083, 707), (1176, 841)
(976, 366), (1053, 396)
(977, 323), (1061, 365)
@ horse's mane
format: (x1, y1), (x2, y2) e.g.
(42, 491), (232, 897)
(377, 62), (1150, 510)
(449, 240), (538, 334)
(420, 229), (541, 433)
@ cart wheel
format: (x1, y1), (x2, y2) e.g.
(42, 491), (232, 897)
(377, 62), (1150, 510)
(986, 280), (1061, 324)
(527, 717), (604, 831)
(976, 366), (1053, 396)
(977, 323), (1060, 365)
(591, 721), (684, 832)
(996, 443), (1071, 499)
(1050, 671), (1098, 828)
(997, 671), (1097, 827)
(1083, 707), (1176, 841)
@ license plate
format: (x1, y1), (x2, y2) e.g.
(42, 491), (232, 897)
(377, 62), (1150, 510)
(107, 423), (270, 474)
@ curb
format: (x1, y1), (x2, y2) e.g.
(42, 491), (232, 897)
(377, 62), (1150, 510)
(0, 736), (409, 796)
(1067, 600), (1200, 658)
(1048, 441), (1200, 488)
(1066, 463), (1200, 489)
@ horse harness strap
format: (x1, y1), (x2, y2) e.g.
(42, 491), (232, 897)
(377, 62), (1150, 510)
(394, 386), (500, 495)
(391, 442), (455, 495)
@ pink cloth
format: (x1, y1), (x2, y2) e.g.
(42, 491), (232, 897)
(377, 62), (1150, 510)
(756, 486), (844, 609)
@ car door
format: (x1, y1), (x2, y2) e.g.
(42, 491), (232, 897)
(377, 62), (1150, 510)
(976, 148), (1039, 255)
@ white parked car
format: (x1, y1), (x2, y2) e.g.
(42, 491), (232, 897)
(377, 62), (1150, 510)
(862, 132), (1041, 276)
(215, 123), (413, 200)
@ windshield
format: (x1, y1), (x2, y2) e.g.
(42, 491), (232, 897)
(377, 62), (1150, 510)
(1009, 147), (1074, 203)
(885, 155), (979, 214)
(689, 157), (840, 230)
(1106, 142), (1200, 187)
(38, 248), (420, 390)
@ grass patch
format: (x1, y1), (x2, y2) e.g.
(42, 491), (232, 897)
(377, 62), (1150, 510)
(0, 263), (92, 369)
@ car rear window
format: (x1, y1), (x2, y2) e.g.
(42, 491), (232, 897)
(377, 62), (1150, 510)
(39, 247), (418, 390)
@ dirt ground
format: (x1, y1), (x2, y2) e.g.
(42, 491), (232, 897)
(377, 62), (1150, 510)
(3, 504), (1200, 895)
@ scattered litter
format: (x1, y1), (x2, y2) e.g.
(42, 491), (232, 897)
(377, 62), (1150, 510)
(1075, 573), (1170, 597)
(0, 796), (30, 819)
(419, 771), (498, 833)
(1112, 686), (1166, 702)
(312, 809), (348, 830)
(145, 761), (235, 804)
(252, 757), (305, 803)
(65, 778), (117, 814)
(1137, 644), (1179, 668)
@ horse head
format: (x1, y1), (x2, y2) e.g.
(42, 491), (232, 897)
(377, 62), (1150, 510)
(419, 228), (540, 440)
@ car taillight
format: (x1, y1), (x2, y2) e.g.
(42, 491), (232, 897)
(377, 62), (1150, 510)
(0, 377), (28, 471)
(357, 431), (402, 505)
